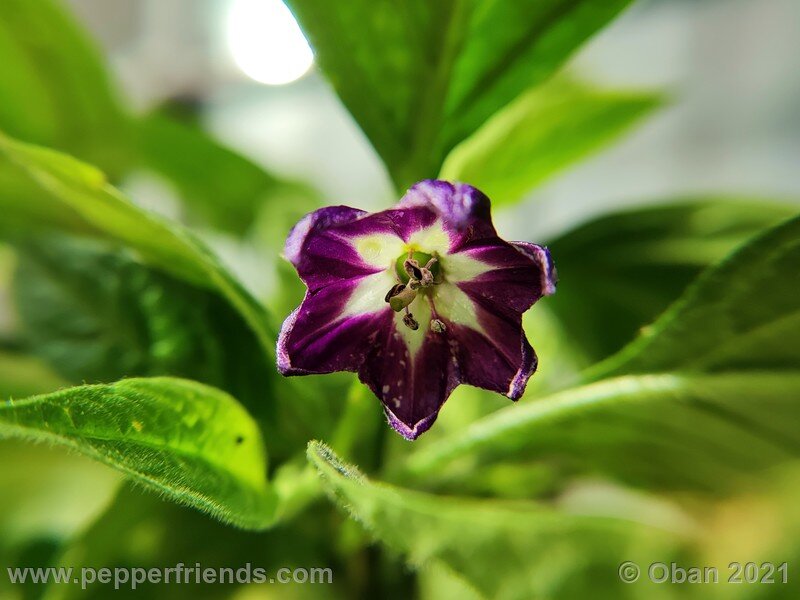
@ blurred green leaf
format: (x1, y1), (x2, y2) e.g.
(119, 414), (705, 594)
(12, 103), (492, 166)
(42, 483), (345, 600)
(0, 440), (121, 553)
(0, 132), (277, 363)
(404, 213), (800, 493)
(14, 236), (173, 383)
(0, 0), (131, 176)
(440, 80), (660, 206)
(588, 212), (800, 377)
(309, 442), (681, 600)
(0, 378), (277, 530)
(12, 236), (267, 396)
(0, 160), (92, 237)
(0, 351), (66, 398)
(9, 234), (336, 466)
(417, 565), (483, 600)
(138, 110), (319, 236)
(406, 372), (800, 492)
(0, 440), (121, 600)
(287, 0), (634, 188)
(546, 201), (797, 363)
(0, 0), (319, 239)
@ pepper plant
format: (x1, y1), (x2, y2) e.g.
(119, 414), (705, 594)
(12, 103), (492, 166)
(0, 1), (798, 599)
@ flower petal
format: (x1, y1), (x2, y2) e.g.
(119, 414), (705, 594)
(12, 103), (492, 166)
(454, 241), (557, 315)
(284, 205), (382, 291)
(277, 277), (389, 375)
(358, 315), (459, 440)
(434, 241), (554, 399)
(285, 203), (455, 289)
(431, 280), (537, 400)
(397, 180), (497, 252)
(510, 241), (558, 297)
(447, 306), (537, 400)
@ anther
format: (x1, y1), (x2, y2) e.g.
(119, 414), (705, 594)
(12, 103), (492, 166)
(431, 319), (446, 333)
(403, 313), (419, 330)
(403, 259), (423, 282)
(384, 283), (406, 303)
(388, 286), (417, 312)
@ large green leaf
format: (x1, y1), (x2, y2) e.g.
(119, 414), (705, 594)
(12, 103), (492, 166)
(543, 201), (797, 363)
(287, 0), (634, 188)
(309, 442), (682, 600)
(0, 0), (131, 175)
(0, 378), (277, 529)
(404, 214), (800, 493)
(440, 80), (660, 206)
(588, 212), (800, 377)
(13, 236), (266, 394)
(405, 372), (800, 492)
(0, 132), (277, 362)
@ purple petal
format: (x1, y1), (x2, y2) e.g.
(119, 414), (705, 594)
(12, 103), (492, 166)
(284, 205), (381, 291)
(455, 241), (557, 315)
(357, 297), (538, 439)
(358, 315), (460, 440)
(284, 204), (446, 291)
(397, 180), (497, 251)
(448, 305), (537, 400)
(284, 205), (367, 266)
(278, 277), (389, 375)
(443, 241), (552, 400)
(510, 241), (558, 297)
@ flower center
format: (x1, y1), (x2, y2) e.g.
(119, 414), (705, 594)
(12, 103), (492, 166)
(394, 251), (440, 284)
(385, 250), (447, 333)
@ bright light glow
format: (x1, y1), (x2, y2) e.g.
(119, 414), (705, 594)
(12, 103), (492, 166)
(227, 0), (314, 85)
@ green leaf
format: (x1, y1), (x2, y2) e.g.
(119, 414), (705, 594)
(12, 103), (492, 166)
(287, 0), (634, 188)
(42, 483), (337, 600)
(14, 236), (162, 383)
(138, 110), (319, 236)
(13, 236), (266, 396)
(545, 200), (797, 363)
(440, 80), (661, 206)
(0, 131), (277, 362)
(0, 0), (131, 175)
(309, 442), (681, 600)
(404, 213), (800, 493)
(589, 212), (800, 377)
(405, 372), (800, 492)
(0, 378), (277, 530)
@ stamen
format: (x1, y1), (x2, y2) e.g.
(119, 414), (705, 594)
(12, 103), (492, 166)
(403, 258), (423, 282)
(431, 319), (446, 333)
(419, 267), (435, 287)
(387, 285), (417, 312)
(384, 283), (406, 303)
(403, 313), (419, 330)
(427, 296), (446, 334)
(395, 251), (441, 284)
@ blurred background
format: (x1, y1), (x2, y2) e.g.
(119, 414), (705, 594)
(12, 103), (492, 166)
(63, 0), (800, 241)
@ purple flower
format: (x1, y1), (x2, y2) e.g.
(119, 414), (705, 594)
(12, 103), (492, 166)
(278, 180), (556, 440)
